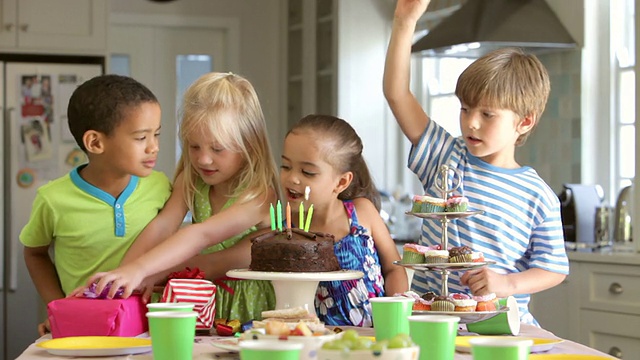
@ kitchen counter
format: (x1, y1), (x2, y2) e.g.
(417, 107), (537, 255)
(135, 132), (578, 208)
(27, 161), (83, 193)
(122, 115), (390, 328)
(567, 249), (640, 265)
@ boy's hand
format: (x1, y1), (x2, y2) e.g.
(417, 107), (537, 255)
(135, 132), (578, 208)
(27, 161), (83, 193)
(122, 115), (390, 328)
(394, 0), (431, 24)
(38, 319), (51, 336)
(460, 267), (512, 298)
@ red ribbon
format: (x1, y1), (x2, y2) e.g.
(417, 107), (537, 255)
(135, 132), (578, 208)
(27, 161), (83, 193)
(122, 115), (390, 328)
(168, 267), (205, 280)
(213, 276), (240, 295)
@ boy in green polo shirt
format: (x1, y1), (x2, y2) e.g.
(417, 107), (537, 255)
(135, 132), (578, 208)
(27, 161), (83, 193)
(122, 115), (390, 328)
(20, 75), (172, 334)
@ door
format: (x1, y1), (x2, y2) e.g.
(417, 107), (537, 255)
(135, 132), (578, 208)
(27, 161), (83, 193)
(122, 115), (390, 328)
(109, 24), (226, 178)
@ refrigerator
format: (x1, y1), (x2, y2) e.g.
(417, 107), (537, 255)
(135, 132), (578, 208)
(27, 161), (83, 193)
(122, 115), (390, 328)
(1, 57), (103, 360)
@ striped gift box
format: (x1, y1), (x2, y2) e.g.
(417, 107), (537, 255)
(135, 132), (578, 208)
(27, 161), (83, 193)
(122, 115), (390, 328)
(160, 279), (217, 330)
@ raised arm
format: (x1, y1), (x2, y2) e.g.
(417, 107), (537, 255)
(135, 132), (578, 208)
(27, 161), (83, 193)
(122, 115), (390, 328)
(383, 0), (432, 145)
(120, 173), (189, 265)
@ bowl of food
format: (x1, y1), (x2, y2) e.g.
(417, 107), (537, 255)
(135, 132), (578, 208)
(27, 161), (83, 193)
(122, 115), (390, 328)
(317, 330), (419, 360)
(240, 321), (339, 360)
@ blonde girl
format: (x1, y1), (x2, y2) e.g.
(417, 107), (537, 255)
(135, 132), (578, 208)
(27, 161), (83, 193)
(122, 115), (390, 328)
(281, 114), (408, 326)
(87, 72), (279, 322)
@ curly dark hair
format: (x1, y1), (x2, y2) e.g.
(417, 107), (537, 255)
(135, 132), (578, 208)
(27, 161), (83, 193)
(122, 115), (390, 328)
(67, 74), (158, 152)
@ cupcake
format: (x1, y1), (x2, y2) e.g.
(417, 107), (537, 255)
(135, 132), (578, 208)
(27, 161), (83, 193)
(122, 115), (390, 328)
(421, 291), (437, 302)
(411, 195), (424, 213)
(421, 195), (446, 213)
(449, 245), (473, 263)
(431, 295), (455, 312)
(424, 249), (449, 264)
(446, 195), (469, 212)
(474, 293), (499, 311)
(394, 291), (431, 310)
(471, 251), (485, 262)
(450, 293), (477, 312)
(413, 297), (433, 311)
(401, 244), (426, 264)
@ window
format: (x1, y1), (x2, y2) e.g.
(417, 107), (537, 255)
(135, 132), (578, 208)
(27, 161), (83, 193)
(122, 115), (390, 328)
(611, 0), (635, 194)
(419, 56), (473, 137)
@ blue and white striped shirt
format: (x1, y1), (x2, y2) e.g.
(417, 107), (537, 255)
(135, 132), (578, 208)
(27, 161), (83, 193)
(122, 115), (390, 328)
(408, 121), (569, 325)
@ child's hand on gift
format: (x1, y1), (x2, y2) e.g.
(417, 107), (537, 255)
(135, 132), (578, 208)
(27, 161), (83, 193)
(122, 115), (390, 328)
(88, 264), (145, 299)
(460, 267), (512, 298)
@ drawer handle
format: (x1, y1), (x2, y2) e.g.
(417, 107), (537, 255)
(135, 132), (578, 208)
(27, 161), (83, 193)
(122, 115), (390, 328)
(608, 346), (622, 358)
(609, 282), (623, 295)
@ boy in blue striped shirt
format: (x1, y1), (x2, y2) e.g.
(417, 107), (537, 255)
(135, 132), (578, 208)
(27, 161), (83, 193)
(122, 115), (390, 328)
(383, 0), (569, 325)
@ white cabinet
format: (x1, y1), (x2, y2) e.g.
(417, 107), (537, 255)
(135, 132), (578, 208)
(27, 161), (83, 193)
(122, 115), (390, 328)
(285, 0), (337, 129)
(531, 253), (640, 359)
(283, 0), (392, 189)
(0, 0), (107, 55)
(530, 263), (581, 342)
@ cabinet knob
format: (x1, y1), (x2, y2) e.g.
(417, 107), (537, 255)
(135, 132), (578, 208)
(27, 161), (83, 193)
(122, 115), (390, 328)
(4, 23), (13, 31)
(19, 24), (28, 32)
(608, 346), (623, 358)
(609, 282), (624, 295)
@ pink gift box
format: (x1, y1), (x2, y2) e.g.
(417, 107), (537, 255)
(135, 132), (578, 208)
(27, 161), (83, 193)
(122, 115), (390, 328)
(160, 279), (216, 330)
(47, 295), (148, 338)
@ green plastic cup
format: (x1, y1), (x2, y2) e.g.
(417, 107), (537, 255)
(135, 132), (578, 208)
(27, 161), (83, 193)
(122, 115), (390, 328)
(466, 296), (520, 335)
(146, 302), (195, 312)
(239, 340), (304, 360)
(370, 297), (415, 341)
(469, 338), (533, 360)
(408, 315), (460, 360)
(146, 311), (197, 360)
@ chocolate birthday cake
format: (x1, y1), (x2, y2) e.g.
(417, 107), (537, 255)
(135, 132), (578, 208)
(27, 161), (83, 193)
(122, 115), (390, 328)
(250, 228), (340, 272)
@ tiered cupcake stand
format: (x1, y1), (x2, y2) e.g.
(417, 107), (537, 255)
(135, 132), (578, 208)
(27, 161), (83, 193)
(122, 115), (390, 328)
(394, 165), (508, 324)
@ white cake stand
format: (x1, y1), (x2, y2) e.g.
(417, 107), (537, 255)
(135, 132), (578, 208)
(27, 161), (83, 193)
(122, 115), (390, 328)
(226, 269), (363, 310)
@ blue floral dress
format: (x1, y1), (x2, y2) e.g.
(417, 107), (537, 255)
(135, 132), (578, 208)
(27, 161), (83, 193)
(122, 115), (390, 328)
(314, 200), (385, 327)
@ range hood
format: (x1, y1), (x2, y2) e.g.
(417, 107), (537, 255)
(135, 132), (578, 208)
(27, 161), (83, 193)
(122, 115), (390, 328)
(412, 0), (578, 58)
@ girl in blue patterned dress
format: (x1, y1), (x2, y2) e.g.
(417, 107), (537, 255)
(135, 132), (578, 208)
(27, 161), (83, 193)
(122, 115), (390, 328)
(280, 114), (408, 327)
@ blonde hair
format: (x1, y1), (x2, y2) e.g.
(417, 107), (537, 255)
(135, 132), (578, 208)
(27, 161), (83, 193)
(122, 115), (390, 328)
(455, 47), (550, 146)
(288, 115), (381, 211)
(175, 72), (281, 213)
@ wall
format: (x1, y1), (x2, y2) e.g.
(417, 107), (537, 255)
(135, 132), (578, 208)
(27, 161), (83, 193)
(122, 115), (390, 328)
(517, 50), (583, 193)
(109, 0), (285, 157)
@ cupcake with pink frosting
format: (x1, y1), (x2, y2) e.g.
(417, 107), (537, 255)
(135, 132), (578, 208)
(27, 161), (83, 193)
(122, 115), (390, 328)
(446, 195), (469, 212)
(473, 293), (499, 311)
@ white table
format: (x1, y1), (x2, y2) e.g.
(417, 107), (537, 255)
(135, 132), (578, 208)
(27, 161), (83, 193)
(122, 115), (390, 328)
(17, 324), (615, 359)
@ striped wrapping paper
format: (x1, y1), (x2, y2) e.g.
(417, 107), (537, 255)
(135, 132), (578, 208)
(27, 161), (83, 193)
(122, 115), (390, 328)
(160, 279), (217, 330)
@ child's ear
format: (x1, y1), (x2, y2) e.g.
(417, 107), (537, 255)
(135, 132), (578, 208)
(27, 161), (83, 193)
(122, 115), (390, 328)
(334, 171), (354, 194)
(83, 130), (105, 155)
(517, 114), (535, 135)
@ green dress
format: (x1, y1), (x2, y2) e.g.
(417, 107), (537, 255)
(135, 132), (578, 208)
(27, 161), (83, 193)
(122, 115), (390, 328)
(192, 179), (275, 323)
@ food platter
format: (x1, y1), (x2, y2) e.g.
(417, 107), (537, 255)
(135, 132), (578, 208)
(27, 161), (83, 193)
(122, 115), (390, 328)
(394, 260), (496, 271)
(412, 306), (509, 324)
(406, 210), (483, 220)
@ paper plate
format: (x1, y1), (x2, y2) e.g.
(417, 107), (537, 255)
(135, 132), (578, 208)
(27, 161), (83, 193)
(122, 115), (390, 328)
(36, 336), (152, 356)
(529, 355), (613, 360)
(455, 336), (564, 353)
(211, 337), (240, 352)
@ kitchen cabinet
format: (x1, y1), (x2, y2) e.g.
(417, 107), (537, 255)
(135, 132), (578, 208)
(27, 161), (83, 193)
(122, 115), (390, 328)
(283, 0), (392, 190)
(0, 0), (107, 55)
(285, 0), (337, 129)
(530, 252), (640, 359)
